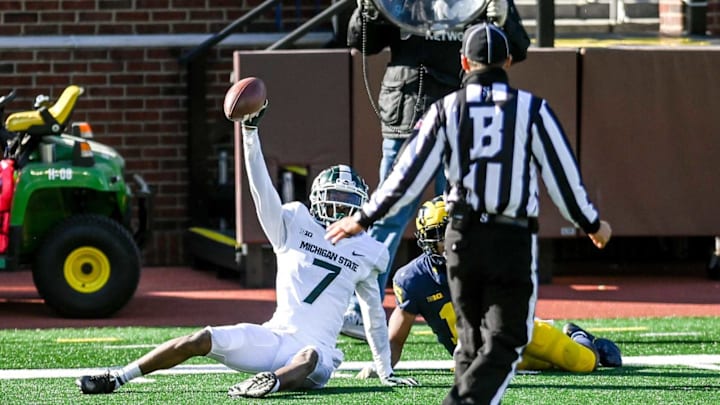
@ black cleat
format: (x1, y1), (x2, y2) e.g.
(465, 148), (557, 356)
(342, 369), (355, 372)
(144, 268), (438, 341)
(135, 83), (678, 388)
(562, 322), (596, 341)
(76, 371), (118, 394)
(228, 371), (278, 398)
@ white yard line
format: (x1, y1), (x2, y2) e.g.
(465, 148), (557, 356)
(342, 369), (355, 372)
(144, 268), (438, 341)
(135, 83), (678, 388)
(1, 355), (719, 380)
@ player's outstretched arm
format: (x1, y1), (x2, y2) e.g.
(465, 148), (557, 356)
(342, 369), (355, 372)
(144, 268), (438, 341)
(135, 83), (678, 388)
(356, 306), (415, 379)
(240, 102), (288, 248)
(388, 306), (415, 367)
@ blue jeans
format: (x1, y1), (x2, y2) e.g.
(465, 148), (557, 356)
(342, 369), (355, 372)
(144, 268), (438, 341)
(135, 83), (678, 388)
(348, 138), (445, 313)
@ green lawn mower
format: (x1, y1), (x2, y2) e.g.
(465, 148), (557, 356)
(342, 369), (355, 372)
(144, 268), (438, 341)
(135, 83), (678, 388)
(0, 85), (152, 318)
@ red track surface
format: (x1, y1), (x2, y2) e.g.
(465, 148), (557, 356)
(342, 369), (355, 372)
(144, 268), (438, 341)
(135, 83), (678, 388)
(1, 267), (719, 329)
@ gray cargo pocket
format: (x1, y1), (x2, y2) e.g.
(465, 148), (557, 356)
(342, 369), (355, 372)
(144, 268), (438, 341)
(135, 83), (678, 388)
(378, 66), (421, 129)
(378, 79), (405, 126)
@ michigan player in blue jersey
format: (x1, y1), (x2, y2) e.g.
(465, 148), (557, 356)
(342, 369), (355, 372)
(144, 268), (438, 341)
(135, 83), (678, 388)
(360, 196), (622, 376)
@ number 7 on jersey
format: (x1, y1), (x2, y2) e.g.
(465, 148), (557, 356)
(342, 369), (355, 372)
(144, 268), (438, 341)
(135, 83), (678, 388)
(303, 258), (342, 304)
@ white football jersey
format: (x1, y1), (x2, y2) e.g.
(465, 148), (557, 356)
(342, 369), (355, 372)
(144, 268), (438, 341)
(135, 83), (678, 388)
(242, 128), (393, 378)
(264, 202), (387, 347)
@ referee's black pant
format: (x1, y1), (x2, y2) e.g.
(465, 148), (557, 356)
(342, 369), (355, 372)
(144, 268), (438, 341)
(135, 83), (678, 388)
(442, 221), (538, 405)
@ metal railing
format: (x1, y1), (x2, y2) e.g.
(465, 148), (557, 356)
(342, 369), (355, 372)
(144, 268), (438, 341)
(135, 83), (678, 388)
(181, 0), (353, 230)
(180, 0), (352, 64)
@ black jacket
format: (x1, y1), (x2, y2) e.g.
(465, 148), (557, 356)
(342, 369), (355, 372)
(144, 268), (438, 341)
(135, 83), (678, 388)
(348, 1), (530, 138)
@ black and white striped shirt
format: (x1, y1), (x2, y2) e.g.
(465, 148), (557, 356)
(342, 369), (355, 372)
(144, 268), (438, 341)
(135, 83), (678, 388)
(359, 68), (601, 234)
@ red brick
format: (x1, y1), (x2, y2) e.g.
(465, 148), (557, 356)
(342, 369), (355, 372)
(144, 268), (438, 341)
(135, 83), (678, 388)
(26, 25), (61, 34)
(172, 0), (205, 8)
(98, 0), (131, 9)
(61, 1), (97, 9)
(35, 76), (71, 86)
(136, 24), (173, 34)
(136, 0), (172, 8)
(0, 26), (23, 35)
(17, 63), (53, 74)
(107, 122), (144, 132)
(116, 11), (150, 21)
(78, 11), (114, 21)
(73, 50), (111, 59)
(0, 75), (34, 86)
(152, 10), (187, 20)
(61, 25), (97, 34)
(73, 75), (110, 85)
(53, 62), (89, 74)
(0, 50), (35, 59)
(172, 23), (210, 32)
(85, 86), (123, 97)
(97, 25), (134, 34)
(88, 61), (125, 72)
(5, 13), (39, 23)
(110, 49), (145, 59)
(189, 10), (225, 20)
(41, 12), (76, 23)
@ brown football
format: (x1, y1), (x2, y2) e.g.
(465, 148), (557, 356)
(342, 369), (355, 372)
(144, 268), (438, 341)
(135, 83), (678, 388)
(223, 77), (267, 121)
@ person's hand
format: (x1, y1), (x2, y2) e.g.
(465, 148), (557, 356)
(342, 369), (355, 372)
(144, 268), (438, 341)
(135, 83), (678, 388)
(356, 365), (379, 379)
(381, 373), (420, 387)
(325, 216), (364, 244)
(242, 100), (268, 130)
(589, 220), (611, 249)
(486, 0), (508, 26)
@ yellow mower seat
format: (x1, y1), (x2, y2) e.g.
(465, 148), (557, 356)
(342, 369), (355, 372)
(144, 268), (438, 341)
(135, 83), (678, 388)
(5, 85), (84, 133)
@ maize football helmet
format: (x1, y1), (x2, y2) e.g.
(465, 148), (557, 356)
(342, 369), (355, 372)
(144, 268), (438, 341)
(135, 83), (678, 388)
(415, 196), (448, 261)
(309, 165), (368, 225)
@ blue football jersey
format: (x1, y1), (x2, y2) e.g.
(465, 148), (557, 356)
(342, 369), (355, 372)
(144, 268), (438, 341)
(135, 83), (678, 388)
(392, 254), (457, 355)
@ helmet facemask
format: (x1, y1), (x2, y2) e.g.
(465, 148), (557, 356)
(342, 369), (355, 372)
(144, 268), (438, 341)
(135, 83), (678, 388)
(310, 165), (368, 225)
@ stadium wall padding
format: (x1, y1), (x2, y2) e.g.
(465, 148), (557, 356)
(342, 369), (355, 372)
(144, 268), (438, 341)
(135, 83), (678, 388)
(234, 47), (720, 244)
(580, 47), (720, 236)
(233, 50), (352, 244)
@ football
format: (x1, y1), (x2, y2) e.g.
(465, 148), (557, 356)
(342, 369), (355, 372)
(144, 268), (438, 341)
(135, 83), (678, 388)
(223, 77), (267, 121)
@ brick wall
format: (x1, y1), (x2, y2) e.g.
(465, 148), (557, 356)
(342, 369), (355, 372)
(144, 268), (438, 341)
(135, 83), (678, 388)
(0, 1), (333, 35)
(660, 0), (719, 35)
(0, 1), (335, 266)
(659, 0), (684, 34)
(709, 0), (720, 34)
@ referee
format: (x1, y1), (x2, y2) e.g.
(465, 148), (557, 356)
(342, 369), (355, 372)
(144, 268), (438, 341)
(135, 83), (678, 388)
(327, 22), (611, 404)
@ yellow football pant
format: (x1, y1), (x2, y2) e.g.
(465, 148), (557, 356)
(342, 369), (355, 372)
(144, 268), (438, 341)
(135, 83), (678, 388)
(518, 320), (597, 372)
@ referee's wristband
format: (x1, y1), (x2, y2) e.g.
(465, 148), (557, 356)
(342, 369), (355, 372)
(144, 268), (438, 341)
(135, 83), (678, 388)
(352, 210), (373, 229)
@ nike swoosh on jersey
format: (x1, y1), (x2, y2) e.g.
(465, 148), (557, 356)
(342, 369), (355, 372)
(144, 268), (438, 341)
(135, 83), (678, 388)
(352, 251), (364, 257)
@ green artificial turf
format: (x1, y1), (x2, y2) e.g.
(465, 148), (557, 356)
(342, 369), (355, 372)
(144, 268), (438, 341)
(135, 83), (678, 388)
(1, 317), (719, 404)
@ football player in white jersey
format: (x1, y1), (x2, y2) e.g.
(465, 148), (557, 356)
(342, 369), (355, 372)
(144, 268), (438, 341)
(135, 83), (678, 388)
(76, 102), (419, 398)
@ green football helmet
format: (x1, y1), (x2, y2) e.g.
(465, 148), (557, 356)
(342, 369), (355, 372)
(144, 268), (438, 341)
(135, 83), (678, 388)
(309, 165), (368, 224)
(415, 196), (448, 260)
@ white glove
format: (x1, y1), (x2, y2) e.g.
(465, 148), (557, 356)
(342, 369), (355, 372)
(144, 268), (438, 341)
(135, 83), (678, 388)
(486, 0), (508, 26)
(356, 365), (379, 379)
(381, 374), (420, 387)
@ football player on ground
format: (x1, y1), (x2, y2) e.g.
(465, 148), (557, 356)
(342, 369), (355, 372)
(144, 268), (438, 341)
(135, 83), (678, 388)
(358, 196), (622, 378)
(77, 102), (419, 398)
